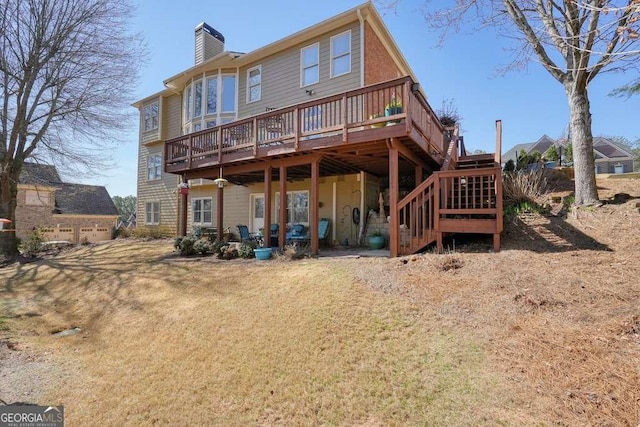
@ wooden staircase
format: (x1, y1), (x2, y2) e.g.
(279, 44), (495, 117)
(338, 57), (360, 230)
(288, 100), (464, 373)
(396, 125), (503, 255)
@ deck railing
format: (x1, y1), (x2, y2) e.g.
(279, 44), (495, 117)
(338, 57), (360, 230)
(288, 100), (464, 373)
(397, 166), (502, 255)
(165, 76), (444, 173)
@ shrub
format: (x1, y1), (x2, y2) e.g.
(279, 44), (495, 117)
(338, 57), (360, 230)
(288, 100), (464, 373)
(218, 245), (238, 260)
(238, 242), (257, 259)
(278, 242), (311, 261)
(177, 235), (198, 256)
(503, 170), (549, 206)
(193, 239), (214, 256)
(115, 228), (133, 238)
(132, 226), (173, 239)
(22, 228), (45, 257)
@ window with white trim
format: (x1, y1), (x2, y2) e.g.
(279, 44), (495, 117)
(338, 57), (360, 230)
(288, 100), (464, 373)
(275, 191), (309, 224)
(206, 76), (218, 115)
(301, 43), (319, 87)
(194, 80), (203, 118)
(143, 101), (159, 132)
(330, 31), (351, 78)
(247, 65), (261, 103)
(147, 154), (162, 180)
(222, 75), (236, 112)
(192, 198), (213, 225)
(145, 202), (160, 225)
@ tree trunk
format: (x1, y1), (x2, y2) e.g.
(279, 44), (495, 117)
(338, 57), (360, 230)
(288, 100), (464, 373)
(566, 86), (599, 205)
(0, 169), (19, 258)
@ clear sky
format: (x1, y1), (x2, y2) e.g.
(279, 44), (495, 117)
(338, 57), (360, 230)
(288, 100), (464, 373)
(88, 0), (640, 197)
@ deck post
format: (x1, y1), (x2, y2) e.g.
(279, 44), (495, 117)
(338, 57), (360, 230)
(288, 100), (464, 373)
(264, 166), (272, 247)
(389, 143), (399, 257)
(311, 157), (320, 254)
(180, 176), (188, 237)
(216, 180), (224, 243)
(279, 164), (287, 249)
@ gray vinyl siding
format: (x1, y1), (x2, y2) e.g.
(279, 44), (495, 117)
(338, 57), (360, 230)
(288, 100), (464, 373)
(137, 142), (179, 232)
(163, 94), (182, 140)
(238, 22), (361, 118)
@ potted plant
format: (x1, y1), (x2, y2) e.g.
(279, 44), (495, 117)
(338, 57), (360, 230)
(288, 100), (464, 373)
(384, 97), (402, 125)
(369, 113), (385, 128)
(368, 230), (385, 250)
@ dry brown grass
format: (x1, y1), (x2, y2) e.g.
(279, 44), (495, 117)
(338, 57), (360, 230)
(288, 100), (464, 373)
(1, 177), (639, 426)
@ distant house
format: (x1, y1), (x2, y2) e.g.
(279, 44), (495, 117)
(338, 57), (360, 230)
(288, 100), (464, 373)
(502, 135), (635, 173)
(16, 163), (120, 243)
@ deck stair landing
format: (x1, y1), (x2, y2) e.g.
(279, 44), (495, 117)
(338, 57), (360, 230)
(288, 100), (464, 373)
(397, 134), (503, 255)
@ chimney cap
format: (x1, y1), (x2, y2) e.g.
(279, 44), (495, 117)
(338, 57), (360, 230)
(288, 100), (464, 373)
(195, 22), (225, 43)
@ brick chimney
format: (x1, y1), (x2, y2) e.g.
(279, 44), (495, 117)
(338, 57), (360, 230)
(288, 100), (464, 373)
(194, 23), (224, 65)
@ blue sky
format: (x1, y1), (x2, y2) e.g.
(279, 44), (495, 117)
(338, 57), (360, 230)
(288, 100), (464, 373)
(90, 0), (640, 197)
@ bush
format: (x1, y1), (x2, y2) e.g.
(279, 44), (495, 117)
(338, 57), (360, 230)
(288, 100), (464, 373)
(278, 242), (311, 260)
(238, 242), (257, 259)
(218, 245), (238, 260)
(132, 226), (173, 239)
(22, 228), (45, 257)
(193, 239), (214, 256)
(177, 235), (198, 256)
(115, 228), (133, 239)
(503, 170), (549, 206)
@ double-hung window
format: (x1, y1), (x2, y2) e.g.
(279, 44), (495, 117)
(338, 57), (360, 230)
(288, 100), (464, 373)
(301, 43), (319, 87)
(192, 198), (213, 225)
(275, 191), (309, 224)
(331, 31), (351, 78)
(247, 66), (261, 103)
(145, 202), (160, 225)
(206, 76), (218, 115)
(143, 101), (159, 132)
(147, 154), (162, 180)
(222, 75), (236, 112)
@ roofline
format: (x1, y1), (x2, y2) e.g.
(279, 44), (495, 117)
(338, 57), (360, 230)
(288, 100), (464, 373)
(132, 88), (173, 108)
(160, 2), (419, 91)
(593, 136), (635, 157)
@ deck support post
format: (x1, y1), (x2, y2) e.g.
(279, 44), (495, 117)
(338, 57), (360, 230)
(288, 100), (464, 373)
(389, 143), (399, 257)
(310, 157), (320, 255)
(180, 181), (188, 237)
(264, 166), (272, 247)
(216, 182), (224, 243)
(279, 165), (287, 249)
(493, 233), (500, 252)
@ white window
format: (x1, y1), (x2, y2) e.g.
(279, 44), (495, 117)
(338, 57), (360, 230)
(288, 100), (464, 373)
(206, 120), (217, 129)
(301, 43), (319, 87)
(206, 76), (218, 115)
(275, 191), (309, 224)
(147, 154), (162, 180)
(222, 75), (236, 112)
(331, 31), (351, 78)
(184, 85), (192, 121)
(247, 65), (261, 103)
(145, 202), (160, 225)
(192, 198), (213, 225)
(194, 80), (203, 118)
(143, 101), (159, 132)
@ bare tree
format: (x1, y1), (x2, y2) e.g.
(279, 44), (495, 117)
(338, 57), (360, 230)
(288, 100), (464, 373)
(401, 0), (640, 205)
(0, 0), (143, 257)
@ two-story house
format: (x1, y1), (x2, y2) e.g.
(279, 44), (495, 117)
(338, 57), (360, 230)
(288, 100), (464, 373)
(134, 2), (503, 256)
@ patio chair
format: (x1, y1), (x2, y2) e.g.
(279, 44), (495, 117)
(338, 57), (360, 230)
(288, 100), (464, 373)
(236, 224), (259, 244)
(270, 224), (279, 247)
(287, 223), (308, 244)
(318, 218), (331, 247)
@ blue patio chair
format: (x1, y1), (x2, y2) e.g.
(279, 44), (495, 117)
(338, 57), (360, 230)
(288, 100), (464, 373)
(236, 224), (259, 244)
(270, 224), (279, 247)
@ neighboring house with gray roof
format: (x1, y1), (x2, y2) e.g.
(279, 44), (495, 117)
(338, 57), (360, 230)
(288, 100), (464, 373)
(16, 163), (119, 243)
(502, 135), (635, 173)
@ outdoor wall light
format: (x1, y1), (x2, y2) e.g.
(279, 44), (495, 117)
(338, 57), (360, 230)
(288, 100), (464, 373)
(213, 167), (228, 188)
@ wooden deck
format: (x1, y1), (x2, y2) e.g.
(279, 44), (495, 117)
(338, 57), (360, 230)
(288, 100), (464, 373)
(162, 76), (503, 257)
(164, 77), (445, 182)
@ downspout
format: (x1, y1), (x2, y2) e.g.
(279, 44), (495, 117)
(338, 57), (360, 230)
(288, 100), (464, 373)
(357, 7), (365, 87)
